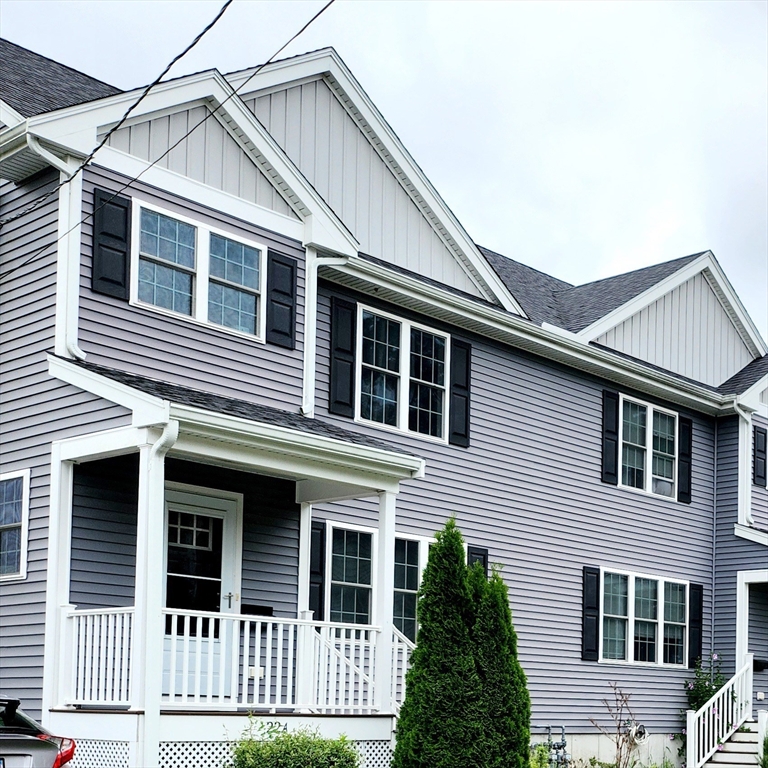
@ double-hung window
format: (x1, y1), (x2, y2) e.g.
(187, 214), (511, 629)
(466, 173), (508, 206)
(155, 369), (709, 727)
(330, 528), (373, 625)
(600, 569), (687, 666)
(134, 202), (267, 339)
(619, 395), (677, 498)
(357, 306), (449, 440)
(394, 538), (420, 641)
(0, 470), (30, 580)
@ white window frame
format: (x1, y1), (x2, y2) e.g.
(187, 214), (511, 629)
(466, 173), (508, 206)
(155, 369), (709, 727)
(393, 534), (434, 641)
(354, 304), (451, 443)
(618, 394), (679, 500)
(0, 469), (31, 582)
(598, 567), (689, 668)
(325, 521), (379, 626)
(130, 199), (269, 342)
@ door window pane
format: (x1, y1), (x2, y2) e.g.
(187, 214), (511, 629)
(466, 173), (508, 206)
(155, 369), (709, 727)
(394, 539), (420, 641)
(330, 529), (372, 625)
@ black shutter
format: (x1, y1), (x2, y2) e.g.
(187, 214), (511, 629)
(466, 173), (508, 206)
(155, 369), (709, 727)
(678, 417), (693, 504)
(92, 188), (131, 300)
(688, 583), (704, 668)
(601, 391), (619, 485)
(265, 250), (297, 349)
(449, 339), (471, 447)
(309, 520), (326, 621)
(467, 545), (488, 577)
(754, 426), (767, 487)
(329, 297), (357, 418)
(582, 566), (601, 661)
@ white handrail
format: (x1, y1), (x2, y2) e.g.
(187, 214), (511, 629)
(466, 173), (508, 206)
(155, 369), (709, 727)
(686, 654), (753, 768)
(391, 627), (416, 716)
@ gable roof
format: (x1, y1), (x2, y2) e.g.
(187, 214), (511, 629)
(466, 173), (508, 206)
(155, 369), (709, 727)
(718, 354), (768, 396)
(0, 38), (121, 118)
(554, 252), (705, 333)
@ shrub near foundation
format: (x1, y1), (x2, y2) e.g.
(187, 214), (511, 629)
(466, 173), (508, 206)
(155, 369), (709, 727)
(231, 723), (359, 768)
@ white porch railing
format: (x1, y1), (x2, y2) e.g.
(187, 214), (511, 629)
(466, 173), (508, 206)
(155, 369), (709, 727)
(67, 607), (134, 706)
(686, 654), (754, 768)
(391, 627), (415, 715)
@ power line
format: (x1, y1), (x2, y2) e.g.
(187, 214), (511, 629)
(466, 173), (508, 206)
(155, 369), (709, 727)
(0, 0), (336, 283)
(0, 0), (234, 229)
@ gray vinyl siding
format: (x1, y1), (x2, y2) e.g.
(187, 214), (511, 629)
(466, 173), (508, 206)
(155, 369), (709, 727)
(749, 583), (768, 701)
(105, 104), (299, 219)
(596, 273), (754, 387)
(313, 284), (716, 733)
(0, 172), (132, 720)
(713, 416), (768, 678)
(78, 166), (306, 412)
(70, 456), (139, 610)
(242, 79), (486, 299)
(753, 413), (768, 530)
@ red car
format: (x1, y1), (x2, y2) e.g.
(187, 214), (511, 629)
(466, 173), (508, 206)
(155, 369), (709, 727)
(0, 698), (75, 768)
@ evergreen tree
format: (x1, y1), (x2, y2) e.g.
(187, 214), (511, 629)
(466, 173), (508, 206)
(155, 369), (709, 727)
(472, 568), (531, 768)
(392, 518), (485, 768)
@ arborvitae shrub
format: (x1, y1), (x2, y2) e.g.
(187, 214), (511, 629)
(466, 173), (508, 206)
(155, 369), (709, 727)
(392, 518), (485, 768)
(472, 568), (531, 768)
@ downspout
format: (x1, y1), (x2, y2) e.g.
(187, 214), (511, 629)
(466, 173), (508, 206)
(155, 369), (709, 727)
(711, 418), (717, 657)
(301, 248), (350, 417)
(27, 135), (86, 360)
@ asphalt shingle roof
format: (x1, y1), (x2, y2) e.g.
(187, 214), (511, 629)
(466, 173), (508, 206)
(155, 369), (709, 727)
(0, 38), (121, 118)
(717, 354), (768, 395)
(72, 359), (417, 456)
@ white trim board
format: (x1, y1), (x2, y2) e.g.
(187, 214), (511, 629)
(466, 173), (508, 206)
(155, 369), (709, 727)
(735, 569), (768, 669)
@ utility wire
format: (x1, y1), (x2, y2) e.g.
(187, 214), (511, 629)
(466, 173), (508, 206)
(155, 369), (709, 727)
(0, 0), (336, 283)
(0, 0), (234, 229)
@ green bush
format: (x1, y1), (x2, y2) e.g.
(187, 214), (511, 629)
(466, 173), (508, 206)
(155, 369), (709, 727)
(231, 722), (359, 768)
(392, 518), (486, 768)
(759, 732), (768, 768)
(684, 653), (726, 710)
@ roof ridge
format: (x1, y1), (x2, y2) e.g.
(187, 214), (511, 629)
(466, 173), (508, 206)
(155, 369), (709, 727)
(0, 37), (120, 92)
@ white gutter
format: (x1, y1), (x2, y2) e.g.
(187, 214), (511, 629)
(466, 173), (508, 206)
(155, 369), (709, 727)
(301, 249), (350, 416)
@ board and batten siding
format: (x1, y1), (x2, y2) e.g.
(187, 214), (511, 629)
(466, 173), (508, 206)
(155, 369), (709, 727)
(753, 413), (768, 531)
(105, 104), (298, 220)
(0, 172), (133, 720)
(242, 78), (487, 300)
(596, 272), (754, 388)
(312, 284), (716, 733)
(78, 166), (306, 412)
(713, 416), (768, 677)
(69, 458), (300, 617)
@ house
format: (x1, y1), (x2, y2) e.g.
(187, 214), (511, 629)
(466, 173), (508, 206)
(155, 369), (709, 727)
(0, 37), (766, 768)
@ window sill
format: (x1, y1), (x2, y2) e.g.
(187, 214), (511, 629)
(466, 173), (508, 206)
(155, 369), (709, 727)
(0, 572), (27, 582)
(597, 658), (686, 669)
(353, 415), (449, 446)
(130, 299), (268, 346)
(617, 482), (680, 505)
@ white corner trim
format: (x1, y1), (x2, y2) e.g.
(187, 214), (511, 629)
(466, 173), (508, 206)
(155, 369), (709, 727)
(47, 355), (169, 427)
(734, 524), (768, 546)
(228, 51), (525, 314)
(734, 402), (754, 526)
(0, 99), (25, 129)
(578, 252), (767, 357)
(735, 568), (768, 668)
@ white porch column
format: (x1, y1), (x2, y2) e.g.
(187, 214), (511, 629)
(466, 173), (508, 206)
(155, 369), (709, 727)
(374, 490), (396, 713)
(132, 422), (178, 768)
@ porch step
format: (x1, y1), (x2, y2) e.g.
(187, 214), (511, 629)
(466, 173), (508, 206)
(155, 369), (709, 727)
(704, 729), (759, 768)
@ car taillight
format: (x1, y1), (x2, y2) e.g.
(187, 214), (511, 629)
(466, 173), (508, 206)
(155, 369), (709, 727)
(37, 734), (76, 767)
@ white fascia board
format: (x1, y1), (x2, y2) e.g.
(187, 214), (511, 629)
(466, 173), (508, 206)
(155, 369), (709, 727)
(327, 257), (734, 415)
(734, 524), (768, 547)
(97, 147), (304, 243)
(0, 100), (25, 129)
(228, 51), (526, 315)
(25, 71), (359, 258)
(47, 355), (169, 427)
(579, 252), (767, 357)
(169, 403), (425, 484)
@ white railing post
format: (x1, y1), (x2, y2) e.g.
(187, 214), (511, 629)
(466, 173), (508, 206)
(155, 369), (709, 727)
(295, 610), (315, 710)
(686, 708), (697, 768)
(373, 491), (396, 713)
(744, 653), (754, 721)
(59, 604), (76, 705)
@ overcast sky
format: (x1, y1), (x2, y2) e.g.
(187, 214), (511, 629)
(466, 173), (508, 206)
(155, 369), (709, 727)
(2, 0), (766, 335)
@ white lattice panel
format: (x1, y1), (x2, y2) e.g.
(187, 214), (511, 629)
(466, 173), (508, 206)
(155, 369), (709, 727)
(71, 739), (130, 768)
(357, 739), (394, 768)
(158, 740), (234, 768)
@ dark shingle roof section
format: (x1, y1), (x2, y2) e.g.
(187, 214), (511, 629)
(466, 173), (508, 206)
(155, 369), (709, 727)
(478, 246), (572, 326)
(554, 252), (705, 332)
(717, 354), (768, 395)
(72, 359), (417, 456)
(0, 38), (121, 118)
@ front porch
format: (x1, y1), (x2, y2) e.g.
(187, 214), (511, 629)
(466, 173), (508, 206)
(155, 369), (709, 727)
(42, 368), (424, 767)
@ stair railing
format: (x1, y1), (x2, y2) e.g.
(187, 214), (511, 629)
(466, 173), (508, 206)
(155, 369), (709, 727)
(686, 653), (753, 768)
